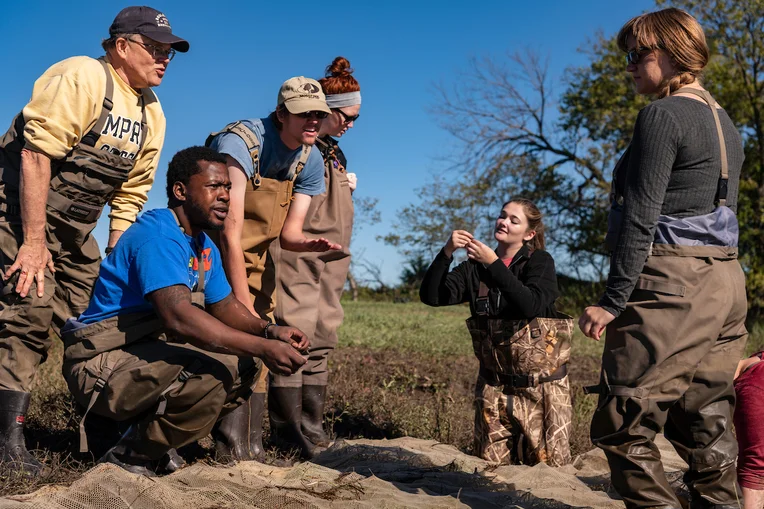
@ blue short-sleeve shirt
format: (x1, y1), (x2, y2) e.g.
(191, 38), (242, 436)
(78, 208), (232, 324)
(207, 117), (325, 196)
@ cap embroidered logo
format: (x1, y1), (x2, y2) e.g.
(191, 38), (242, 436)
(155, 13), (171, 29)
(302, 83), (320, 94)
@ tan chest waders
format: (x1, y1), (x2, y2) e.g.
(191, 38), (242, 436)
(0, 58), (148, 393)
(589, 89), (748, 508)
(206, 121), (311, 322)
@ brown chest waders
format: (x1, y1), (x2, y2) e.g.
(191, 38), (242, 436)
(62, 212), (261, 455)
(0, 58), (147, 393)
(589, 89), (748, 509)
(466, 281), (573, 466)
(270, 136), (354, 389)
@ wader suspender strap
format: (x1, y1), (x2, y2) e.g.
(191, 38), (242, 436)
(79, 58), (149, 152)
(287, 144), (311, 181)
(475, 282), (490, 316)
(210, 122), (262, 187)
(674, 88), (729, 206)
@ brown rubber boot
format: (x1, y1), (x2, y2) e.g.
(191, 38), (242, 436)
(301, 385), (330, 447)
(268, 386), (317, 460)
(248, 392), (266, 461)
(0, 390), (45, 477)
(212, 400), (252, 462)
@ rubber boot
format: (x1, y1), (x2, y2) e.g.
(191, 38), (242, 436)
(99, 424), (166, 477)
(301, 385), (330, 447)
(158, 448), (186, 473)
(248, 392), (266, 461)
(0, 390), (45, 476)
(212, 400), (252, 462)
(268, 386), (317, 459)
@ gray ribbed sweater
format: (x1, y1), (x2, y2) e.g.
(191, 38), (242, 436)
(599, 96), (744, 316)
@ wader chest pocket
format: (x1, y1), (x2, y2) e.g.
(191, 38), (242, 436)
(50, 145), (132, 210)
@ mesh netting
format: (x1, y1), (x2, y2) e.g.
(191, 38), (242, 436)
(0, 436), (687, 509)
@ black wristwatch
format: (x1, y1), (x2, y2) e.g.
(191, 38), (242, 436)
(263, 322), (275, 339)
(105, 247), (114, 255)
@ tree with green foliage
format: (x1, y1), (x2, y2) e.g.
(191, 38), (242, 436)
(386, 1), (764, 312)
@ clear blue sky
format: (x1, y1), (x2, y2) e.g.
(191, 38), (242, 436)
(1, 0), (654, 285)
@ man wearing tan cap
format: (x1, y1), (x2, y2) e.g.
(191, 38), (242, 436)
(0, 5), (188, 476)
(206, 77), (341, 461)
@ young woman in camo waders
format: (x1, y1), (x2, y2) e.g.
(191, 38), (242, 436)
(420, 198), (573, 467)
(269, 56), (361, 456)
(578, 8), (747, 509)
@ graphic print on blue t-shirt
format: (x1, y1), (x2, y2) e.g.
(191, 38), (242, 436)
(78, 209), (232, 324)
(206, 117), (326, 196)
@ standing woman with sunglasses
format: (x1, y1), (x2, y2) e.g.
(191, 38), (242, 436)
(268, 57), (362, 458)
(578, 8), (747, 508)
(205, 77), (341, 462)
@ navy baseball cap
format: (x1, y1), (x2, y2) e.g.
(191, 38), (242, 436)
(109, 6), (189, 53)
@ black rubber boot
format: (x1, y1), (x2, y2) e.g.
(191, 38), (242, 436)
(268, 386), (317, 460)
(301, 385), (330, 446)
(158, 448), (186, 473)
(0, 390), (45, 476)
(99, 424), (166, 477)
(248, 392), (266, 461)
(213, 400), (252, 462)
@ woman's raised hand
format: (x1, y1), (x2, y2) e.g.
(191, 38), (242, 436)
(444, 230), (474, 258)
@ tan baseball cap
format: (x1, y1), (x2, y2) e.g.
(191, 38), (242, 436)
(277, 77), (331, 115)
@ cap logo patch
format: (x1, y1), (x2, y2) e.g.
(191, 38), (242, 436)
(155, 13), (171, 29)
(302, 83), (320, 94)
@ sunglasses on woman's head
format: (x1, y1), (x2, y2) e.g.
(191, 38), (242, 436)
(294, 111), (329, 120)
(626, 46), (654, 66)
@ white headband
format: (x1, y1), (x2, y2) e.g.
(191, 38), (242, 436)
(325, 92), (362, 108)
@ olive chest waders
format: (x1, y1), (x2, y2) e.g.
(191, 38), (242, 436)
(0, 59), (146, 474)
(467, 280), (574, 466)
(206, 122), (311, 459)
(589, 89), (748, 509)
(269, 136), (354, 449)
(62, 213), (261, 473)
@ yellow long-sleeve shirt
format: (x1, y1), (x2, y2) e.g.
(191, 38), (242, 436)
(22, 56), (166, 231)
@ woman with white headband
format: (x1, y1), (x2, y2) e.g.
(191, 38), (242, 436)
(268, 56), (361, 456)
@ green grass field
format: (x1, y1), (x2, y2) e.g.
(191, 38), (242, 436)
(4, 299), (761, 497)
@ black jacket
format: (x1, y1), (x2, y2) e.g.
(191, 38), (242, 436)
(419, 244), (560, 320)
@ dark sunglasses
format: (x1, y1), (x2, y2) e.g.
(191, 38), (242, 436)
(294, 111), (329, 120)
(626, 46), (654, 66)
(335, 108), (360, 124)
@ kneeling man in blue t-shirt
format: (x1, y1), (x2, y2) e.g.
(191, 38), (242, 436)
(61, 146), (309, 476)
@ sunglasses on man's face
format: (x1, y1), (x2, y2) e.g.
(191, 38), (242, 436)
(335, 108), (360, 124)
(294, 111), (329, 120)
(626, 46), (654, 66)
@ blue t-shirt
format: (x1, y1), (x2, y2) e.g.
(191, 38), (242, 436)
(78, 208), (232, 324)
(207, 117), (325, 196)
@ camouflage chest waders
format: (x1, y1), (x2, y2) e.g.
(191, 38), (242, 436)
(0, 59), (147, 393)
(62, 212), (261, 456)
(467, 281), (573, 466)
(588, 89), (748, 509)
(270, 136), (354, 389)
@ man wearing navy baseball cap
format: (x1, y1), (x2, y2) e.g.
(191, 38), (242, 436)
(0, 6), (188, 477)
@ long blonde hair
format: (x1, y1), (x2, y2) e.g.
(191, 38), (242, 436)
(617, 7), (709, 98)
